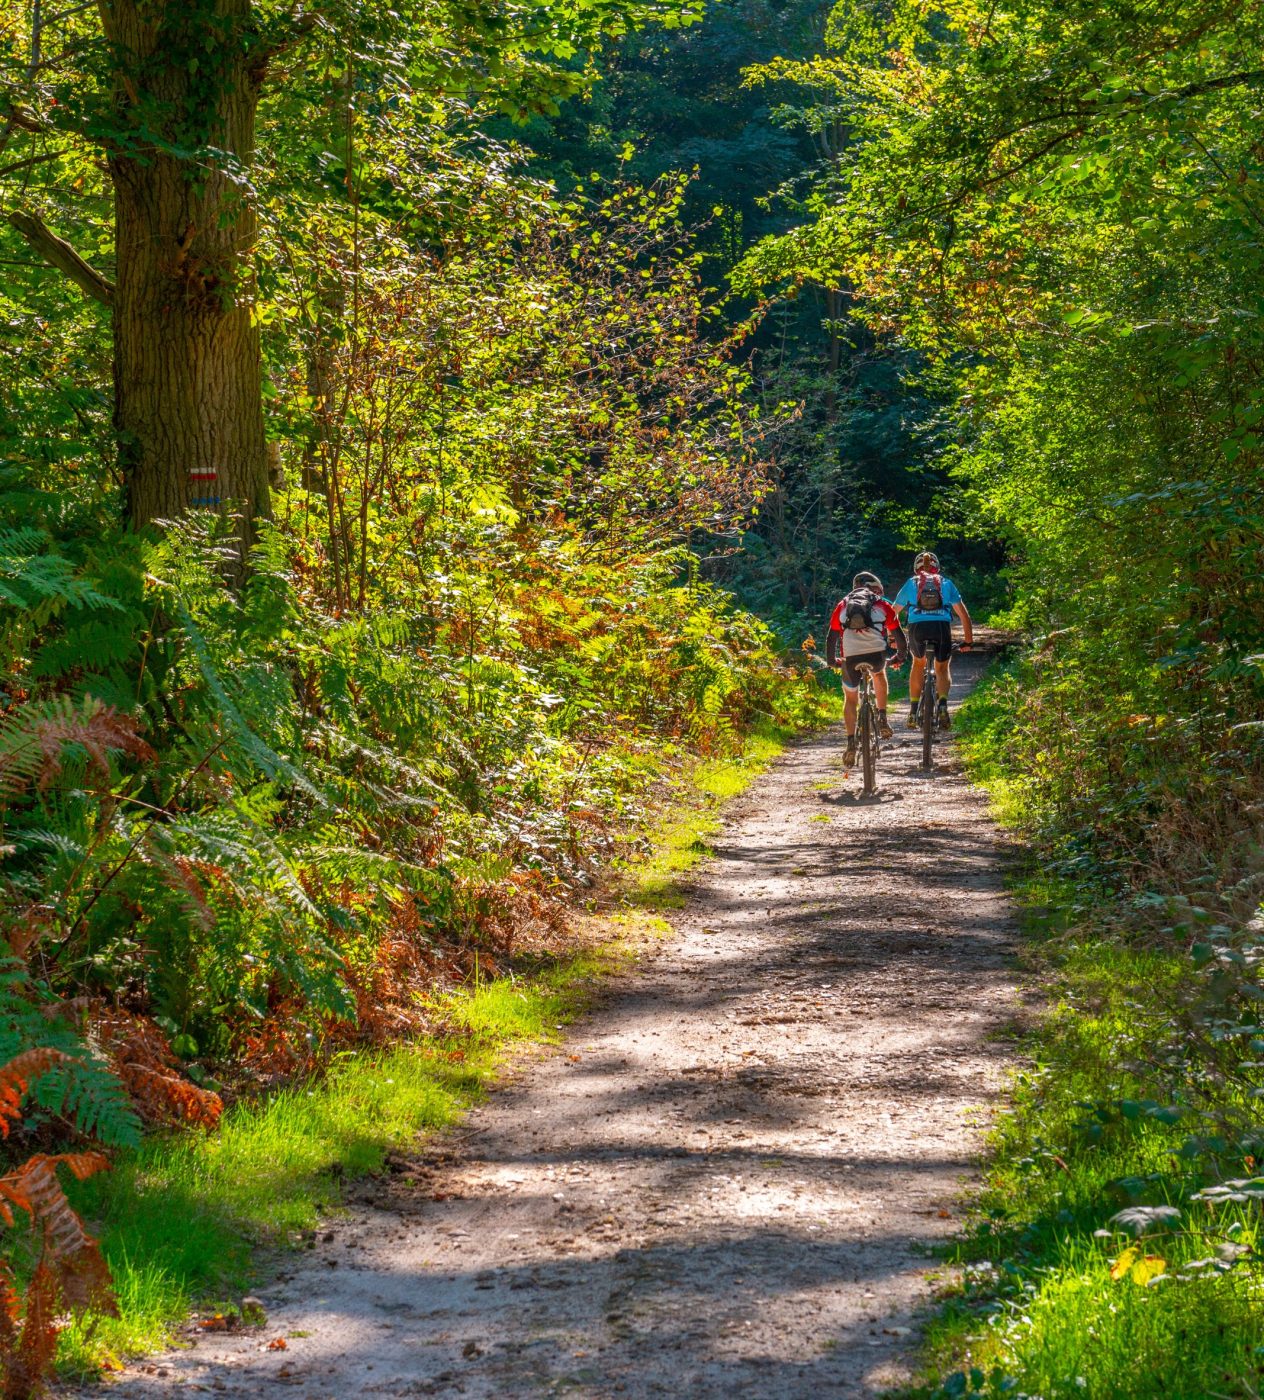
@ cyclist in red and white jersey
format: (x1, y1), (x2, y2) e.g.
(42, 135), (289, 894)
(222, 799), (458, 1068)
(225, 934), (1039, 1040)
(826, 571), (907, 768)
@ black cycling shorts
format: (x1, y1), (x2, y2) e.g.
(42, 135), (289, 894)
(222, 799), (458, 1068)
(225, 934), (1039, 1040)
(908, 620), (953, 663)
(842, 650), (887, 689)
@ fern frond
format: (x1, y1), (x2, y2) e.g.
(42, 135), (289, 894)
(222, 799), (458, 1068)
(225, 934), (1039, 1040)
(13, 827), (89, 861)
(3, 1261), (57, 1395)
(0, 1047), (76, 1138)
(236, 815), (322, 923)
(117, 1065), (222, 1129)
(0, 964), (141, 1149)
(90, 1007), (222, 1129)
(310, 720), (452, 802)
(0, 527), (48, 557)
(140, 830), (215, 932)
(30, 616), (141, 680)
(0, 528), (125, 616)
(0, 1153), (114, 1314)
(0, 695), (152, 803)
(176, 604), (328, 805)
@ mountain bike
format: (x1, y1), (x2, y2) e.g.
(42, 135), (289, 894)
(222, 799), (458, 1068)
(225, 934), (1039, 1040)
(919, 641), (971, 770)
(854, 660), (881, 795)
(921, 674), (935, 770)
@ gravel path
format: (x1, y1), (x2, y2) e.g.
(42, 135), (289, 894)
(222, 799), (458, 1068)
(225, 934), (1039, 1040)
(100, 651), (1021, 1399)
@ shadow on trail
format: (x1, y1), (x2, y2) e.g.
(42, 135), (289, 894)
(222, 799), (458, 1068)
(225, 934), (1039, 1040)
(175, 1221), (951, 1398)
(112, 645), (1019, 1400)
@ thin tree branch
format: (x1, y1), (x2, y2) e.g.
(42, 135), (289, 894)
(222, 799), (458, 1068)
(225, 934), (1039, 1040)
(0, 149), (65, 180)
(984, 67), (1264, 151)
(249, 9), (317, 80)
(5, 208), (114, 305)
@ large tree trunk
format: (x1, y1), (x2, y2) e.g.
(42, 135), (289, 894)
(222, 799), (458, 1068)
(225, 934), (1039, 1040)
(104, 0), (270, 571)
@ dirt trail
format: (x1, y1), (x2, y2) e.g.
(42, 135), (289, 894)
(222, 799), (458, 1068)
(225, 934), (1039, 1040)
(100, 650), (1021, 1399)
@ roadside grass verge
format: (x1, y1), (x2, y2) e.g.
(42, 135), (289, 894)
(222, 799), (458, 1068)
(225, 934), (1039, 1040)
(61, 1025), (508, 1372)
(55, 707), (832, 1377)
(895, 665), (1264, 1400)
(624, 715), (798, 912)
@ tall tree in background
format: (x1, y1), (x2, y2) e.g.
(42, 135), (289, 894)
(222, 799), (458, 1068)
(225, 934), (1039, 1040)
(1, 0), (700, 573)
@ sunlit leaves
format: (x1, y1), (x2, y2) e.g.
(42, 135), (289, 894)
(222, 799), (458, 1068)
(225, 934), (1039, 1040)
(1109, 1246), (1167, 1285)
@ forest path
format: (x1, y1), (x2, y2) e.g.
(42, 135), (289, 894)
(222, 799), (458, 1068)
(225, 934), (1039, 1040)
(102, 649), (1021, 1399)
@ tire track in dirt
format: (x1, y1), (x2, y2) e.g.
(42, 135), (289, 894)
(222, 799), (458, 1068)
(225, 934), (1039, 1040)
(96, 649), (1022, 1399)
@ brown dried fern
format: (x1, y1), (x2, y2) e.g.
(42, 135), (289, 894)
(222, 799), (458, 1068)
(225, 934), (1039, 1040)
(0, 1152), (114, 1314)
(0, 1048), (75, 1139)
(0, 1051), (116, 1399)
(90, 1007), (222, 1129)
(0, 696), (153, 803)
(0, 1261), (57, 1400)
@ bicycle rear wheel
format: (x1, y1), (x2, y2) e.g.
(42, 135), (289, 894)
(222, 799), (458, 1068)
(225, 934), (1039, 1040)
(860, 700), (877, 795)
(921, 681), (934, 769)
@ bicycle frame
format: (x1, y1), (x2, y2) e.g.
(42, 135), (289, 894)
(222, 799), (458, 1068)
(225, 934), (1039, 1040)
(921, 666), (935, 769)
(855, 662), (880, 795)
(914, 639), (956, 770)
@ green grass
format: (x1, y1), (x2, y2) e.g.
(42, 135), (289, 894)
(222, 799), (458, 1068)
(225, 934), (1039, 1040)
(896, 670), (1264, 1400)
(60, 974), (587, 1373)
(55, 710), (811, 1376)
(624, 715), (804, 911)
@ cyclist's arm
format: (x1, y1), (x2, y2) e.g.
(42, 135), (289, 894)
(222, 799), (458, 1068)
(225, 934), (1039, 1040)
(879, 600), (908, 663)
(826, 601), (844, 667)
(952, 600), (975, 648)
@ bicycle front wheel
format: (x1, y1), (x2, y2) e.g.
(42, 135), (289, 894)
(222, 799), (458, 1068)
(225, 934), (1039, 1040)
(860, 700), (877, 795)
(921, 684), (934, 769)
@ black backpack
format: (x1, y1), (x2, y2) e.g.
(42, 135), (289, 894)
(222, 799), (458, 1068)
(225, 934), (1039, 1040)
(842, 587), (880, 631)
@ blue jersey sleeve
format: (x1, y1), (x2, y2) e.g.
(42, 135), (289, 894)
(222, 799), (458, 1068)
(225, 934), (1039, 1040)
(942, 577), (962, 606)
(893, 579), (914, 609)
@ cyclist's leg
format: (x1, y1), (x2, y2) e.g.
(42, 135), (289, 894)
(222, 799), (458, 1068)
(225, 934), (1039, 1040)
(840, 654), (862, 762)
(910, 656), (927, 700)
(869, 657), (893, 737)
(907, 624), (928, 726)
(934, 658), (951, 699)
(933, 624), (954, 727)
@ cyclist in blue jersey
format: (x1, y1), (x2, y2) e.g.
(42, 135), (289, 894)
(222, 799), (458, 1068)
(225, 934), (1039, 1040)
(892, 550), (974, 731)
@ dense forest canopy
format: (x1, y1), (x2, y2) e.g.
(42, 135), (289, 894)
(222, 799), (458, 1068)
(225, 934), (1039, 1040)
(494, 0), (1002, 631)
(733, 0), (1264, 869)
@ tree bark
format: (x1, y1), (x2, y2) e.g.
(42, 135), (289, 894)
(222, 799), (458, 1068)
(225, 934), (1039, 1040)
(102, 0), (270, 572)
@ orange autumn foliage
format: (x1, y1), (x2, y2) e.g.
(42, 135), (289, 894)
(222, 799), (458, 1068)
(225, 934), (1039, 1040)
(0, 1052), (116, 1400)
